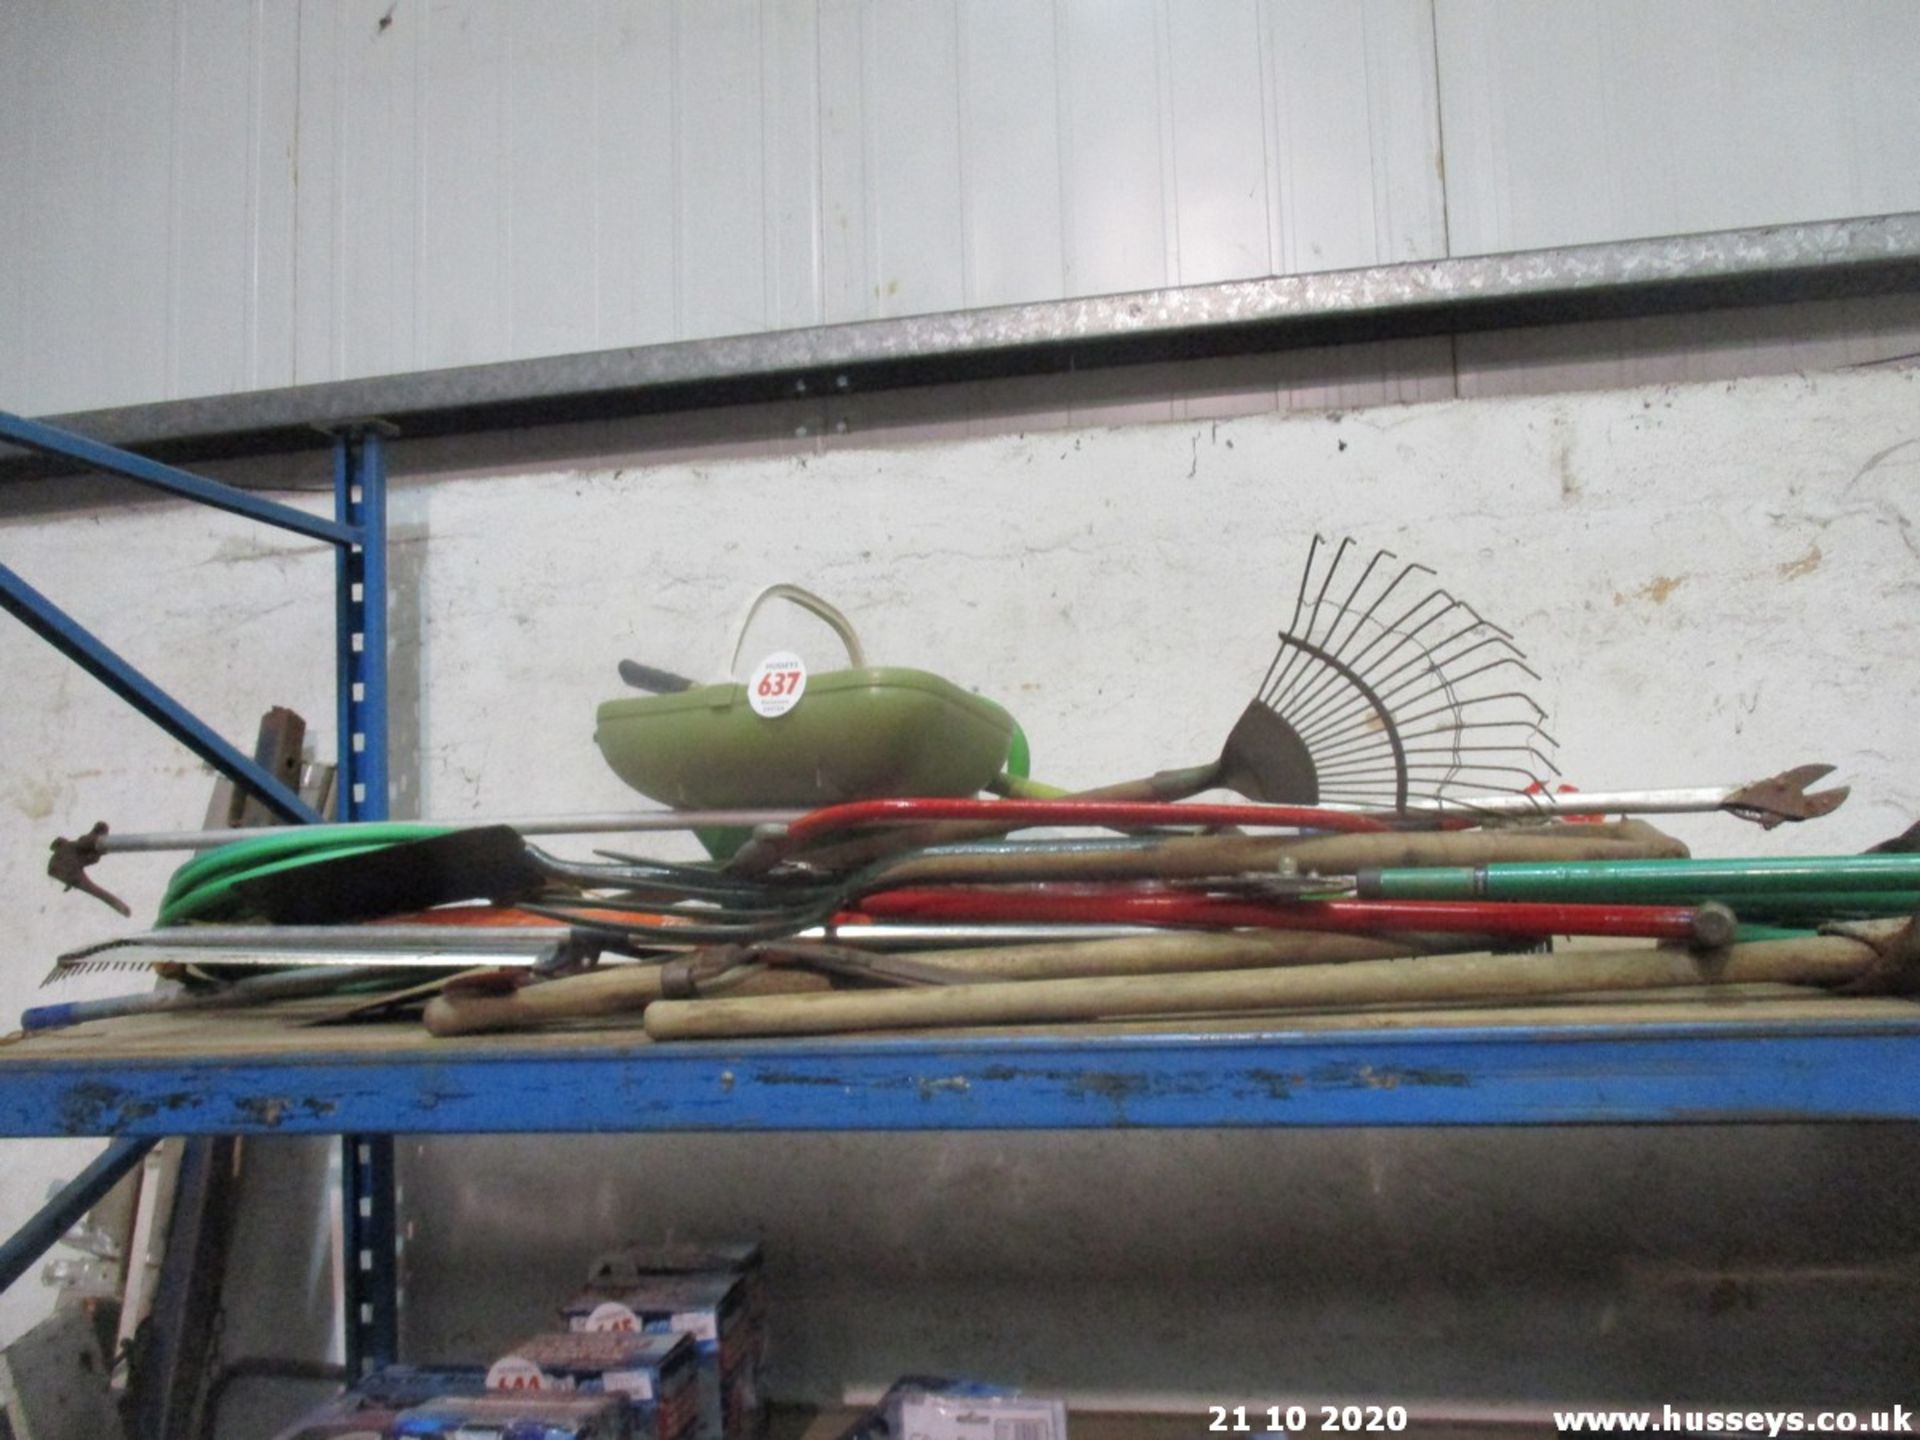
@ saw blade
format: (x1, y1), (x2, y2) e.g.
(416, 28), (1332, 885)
(41, 943), (558, 988)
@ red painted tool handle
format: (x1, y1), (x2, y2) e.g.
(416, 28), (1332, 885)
(855, 888), (1708, 941)
(785, 798), (1392, 844)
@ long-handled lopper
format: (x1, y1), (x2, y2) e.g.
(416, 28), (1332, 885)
(1337, 763), (1850, 830)
(854, 888), (1740, 946)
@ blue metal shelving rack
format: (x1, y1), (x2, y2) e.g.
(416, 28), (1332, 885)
(2, 411), (1918, 1382)
(0, 409), (395, 1371)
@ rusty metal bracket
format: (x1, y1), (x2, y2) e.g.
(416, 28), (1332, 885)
(46, 822), (130, 918)
(1723, 764), (1852, 829)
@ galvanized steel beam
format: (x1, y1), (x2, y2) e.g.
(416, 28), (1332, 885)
(7, 213), (1920, 477)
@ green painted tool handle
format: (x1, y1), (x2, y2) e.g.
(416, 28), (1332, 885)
(1366, 854), (1920, 902)
(1721, 891), (1920, 918)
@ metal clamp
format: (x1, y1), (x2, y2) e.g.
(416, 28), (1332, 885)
(46, 822), (129, 917)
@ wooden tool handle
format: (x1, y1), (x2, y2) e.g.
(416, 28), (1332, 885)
(423, 963), (833, 1037)
(872, 930), (1434, 980)
(1278, 823), (1691, 871)
(643, 932), (1885, 1041)
(425, 965), (670, 1036)
(872, 824), (1688, 887)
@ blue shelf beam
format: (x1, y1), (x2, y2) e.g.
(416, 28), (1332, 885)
(2, 1019), (1918, 1136)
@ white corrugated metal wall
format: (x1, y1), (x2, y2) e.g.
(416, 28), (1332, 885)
(3, 0), (1919, 417)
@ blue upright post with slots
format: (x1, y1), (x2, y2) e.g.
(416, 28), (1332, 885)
(332, 424), (400, 1375)
(334, 425), (391, 827)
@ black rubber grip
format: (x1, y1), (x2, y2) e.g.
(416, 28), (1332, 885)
(618, 659), (696, 694)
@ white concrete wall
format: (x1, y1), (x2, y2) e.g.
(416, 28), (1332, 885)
(6, 0), (1920, 416)
(1, 364), (1916, 1382)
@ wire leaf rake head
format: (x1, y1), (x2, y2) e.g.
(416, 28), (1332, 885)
(1224, 535), (1558, 812)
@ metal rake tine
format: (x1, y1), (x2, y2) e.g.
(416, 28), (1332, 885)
(1312, 742), (1562, 775)
(1305, 675), (1559, 760)
(1418, 778), (1568, 805)
(1345, 626), (1533, 712)
(1304, 536), (1356, 647)
(1320, 779), (1559, 802)
(1299, 583), (1463, 692)
(1339, 652), (1547, 729)
(1323, 554), (1428, 664)
(1353, 713), (1537, 764)
(1317, 777), (1527, 806)
(1289, 625), (1532, 744)
(1318, 546), (1396, 666)
(1303, 730), (1400, 763)
(1375, 684), (1552, 738)
(1335, 558), (1436, 650)
(1328, 779), (1551, 805)
(1275, 591), (1474, 733)
(1267, 579), (1456, 717)
(1410, 771), (1556, 796)
(1297, 733), (1404, 771)
(1290, 536), (1355, 671)
(1260, 533), (1336, 701)
(1382, 718), (1560, 755)
(1289, 534), (1326, 634)
(1365, 634), (1539, 705)
(1388, 688), (1553, 732)
(1456, 741), (1561, 778)
(1331, 588), (1518, 714)
(1257, 533), (1331, 698)
(1270, 561), (1441, 720)
(1265, 535), (1354, 704)
(1310, 768), (1561, 800)
(1328, 760), (1566, 806)
(1419, 763), (1564, 789)
(1427, 595), (1516, 642)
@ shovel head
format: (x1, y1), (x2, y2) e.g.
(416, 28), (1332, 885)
(233, 825), (546, 924)
(1216, 701), (1322, 804)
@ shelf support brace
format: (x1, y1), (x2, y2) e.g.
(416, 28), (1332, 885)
(0, 1137), (154, 1293)
(0, 408), (355, 821)
(0, 411), (356, 544)
(0, 564), (321, 823)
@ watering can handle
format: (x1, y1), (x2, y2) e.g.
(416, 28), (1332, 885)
(728, 583), (868, 674)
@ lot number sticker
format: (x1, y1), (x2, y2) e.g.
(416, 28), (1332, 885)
(749, 651), (807, 717)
